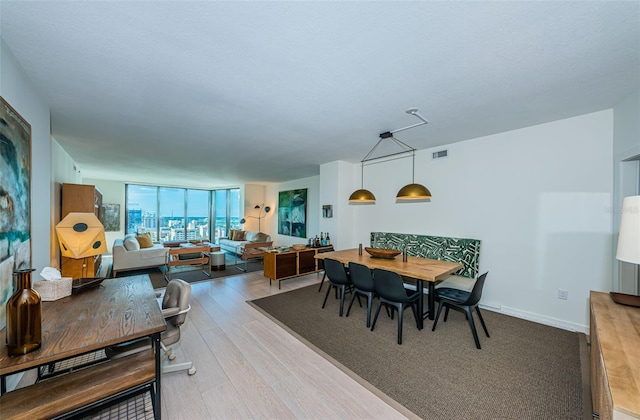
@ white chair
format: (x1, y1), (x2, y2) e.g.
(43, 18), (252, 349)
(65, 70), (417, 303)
(106, 279), (196, 375)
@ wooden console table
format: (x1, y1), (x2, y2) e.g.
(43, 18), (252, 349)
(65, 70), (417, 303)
(0, 275), (165, 419)
(264, 246), (333, 288)
(590, 291), (640, 419)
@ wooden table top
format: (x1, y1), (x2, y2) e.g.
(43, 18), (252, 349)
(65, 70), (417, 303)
(590, 291), (640, 417)
(315, 248), (463, 282)
(0, 275), (166, 377)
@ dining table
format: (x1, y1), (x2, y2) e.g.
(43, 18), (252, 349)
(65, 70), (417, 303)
(315, 248), (463, 330)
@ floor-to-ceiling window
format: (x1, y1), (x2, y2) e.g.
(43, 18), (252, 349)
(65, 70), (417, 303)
(126, 184), (239, 243)
(125, 185), (159, 241)
(212, 188), (241, 242)
(159, 187), (185, 242)
(187, 189), (210, 241)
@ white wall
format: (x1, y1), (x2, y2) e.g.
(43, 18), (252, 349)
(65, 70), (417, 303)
(323, 111), (613, 332)
(1, 37), (52, 391)
(242, 184), (269, 233)
(265, 176), (320, 247)
(319, 161), (356, 250)
(612, 89), (640, 293)
(1, 39), (52, 273)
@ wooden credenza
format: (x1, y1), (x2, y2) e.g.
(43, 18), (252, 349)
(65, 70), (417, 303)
(590, 291), (640, 419)
(263, 246), (333, 288)
(60, 183), (103, 278)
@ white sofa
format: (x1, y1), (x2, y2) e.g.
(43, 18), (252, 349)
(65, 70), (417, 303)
(219, 231), (272, 255)
(112, 234), (169, 277)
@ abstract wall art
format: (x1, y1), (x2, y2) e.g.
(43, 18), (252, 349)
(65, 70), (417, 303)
(278, 189), (307, 238)
(101, 203), (120, 232)
(0, 96), (32, 329)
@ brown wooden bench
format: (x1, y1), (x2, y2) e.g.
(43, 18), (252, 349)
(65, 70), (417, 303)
(0, 349), (155, 419)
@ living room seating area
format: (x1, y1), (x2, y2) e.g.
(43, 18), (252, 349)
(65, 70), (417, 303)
(111, 233), (168, 277)
(218, 229), (273, 255)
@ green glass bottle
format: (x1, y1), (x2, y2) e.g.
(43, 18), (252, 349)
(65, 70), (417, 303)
(6, 268), (42, 356)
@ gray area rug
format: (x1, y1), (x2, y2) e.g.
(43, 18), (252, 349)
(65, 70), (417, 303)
(105, 252), (264, 289)
(249, 284), (585, 420)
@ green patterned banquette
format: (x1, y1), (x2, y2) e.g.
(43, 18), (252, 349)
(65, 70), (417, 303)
(370, 232), (481, 279)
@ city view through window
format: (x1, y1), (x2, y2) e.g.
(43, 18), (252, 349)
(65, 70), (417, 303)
(126, 185), (240, 243)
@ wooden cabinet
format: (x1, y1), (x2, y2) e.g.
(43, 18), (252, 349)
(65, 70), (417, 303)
(61, 183), (102, 219)
(60, 183), (103, 278)
(589, 291), (640, 419)
(264, 246), (333, 289)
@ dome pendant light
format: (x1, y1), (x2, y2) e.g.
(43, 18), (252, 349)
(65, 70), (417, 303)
(397, 151), (431, 200)
(349, 162), (376, 203)
(348, 108), (432, 204)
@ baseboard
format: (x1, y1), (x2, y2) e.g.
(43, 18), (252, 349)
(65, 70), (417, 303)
(403, 282), (588, 333)
(493, 305), (588, 334)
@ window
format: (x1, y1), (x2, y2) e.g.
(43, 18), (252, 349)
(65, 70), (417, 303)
(187, 189), (210, 241)
(212, 188), (241, 242)
(126, 185), (159, 241)
(126, 184), (239, 244)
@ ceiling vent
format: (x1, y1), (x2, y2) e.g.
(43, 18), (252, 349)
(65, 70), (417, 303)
(432, 149), (448, 159)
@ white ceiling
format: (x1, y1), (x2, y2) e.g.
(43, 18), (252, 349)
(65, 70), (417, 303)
(2, 1), (639, 189)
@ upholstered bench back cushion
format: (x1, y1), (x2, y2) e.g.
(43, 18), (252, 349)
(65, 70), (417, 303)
(370, 232), (481, 278)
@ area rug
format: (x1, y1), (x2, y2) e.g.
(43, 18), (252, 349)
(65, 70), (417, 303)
(105, 252), (264, 289)
(249, 284), (585, 420)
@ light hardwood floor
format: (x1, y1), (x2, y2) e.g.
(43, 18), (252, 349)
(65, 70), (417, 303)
(159, 270), (410, 419)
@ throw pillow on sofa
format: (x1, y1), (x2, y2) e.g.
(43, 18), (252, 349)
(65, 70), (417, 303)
(136, 232), (154, 248)
(232, 230), (246, 241)
(123, 235), (140, 251)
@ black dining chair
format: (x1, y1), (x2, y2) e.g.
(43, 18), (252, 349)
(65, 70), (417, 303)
(370, 268), (420, 344)
(321, 258), (353, 316)
(432, 272), (489, 349)
(345, 262), (377, 328)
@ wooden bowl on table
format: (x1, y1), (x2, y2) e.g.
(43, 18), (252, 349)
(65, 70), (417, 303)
(364, 247), (401, 259)
(291, 244), (307, 251)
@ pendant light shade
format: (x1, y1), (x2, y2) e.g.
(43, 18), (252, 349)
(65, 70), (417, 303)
(348, 108), (431, 204)
(349, 162), (376, 204)
(396, 183), (431, 200)
(349, 188), (376, 203)
(397, 150), (431, 200)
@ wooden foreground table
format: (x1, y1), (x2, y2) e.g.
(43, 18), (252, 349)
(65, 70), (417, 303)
(0, 275), (166, 419)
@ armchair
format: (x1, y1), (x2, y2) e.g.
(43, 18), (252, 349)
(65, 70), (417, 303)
(106, 279), (196, 375)
(234, 241), (272, 272)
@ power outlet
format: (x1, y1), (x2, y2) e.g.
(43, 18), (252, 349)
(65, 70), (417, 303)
(558, 289), (568, 300)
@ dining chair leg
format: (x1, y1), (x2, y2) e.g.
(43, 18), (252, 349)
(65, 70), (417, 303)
(317, 272), (326, 292)
(370, 301), (384, 331)
(465, 306), (482, 349)
(444, 305), (450, 322)
(411, 302), (420, 329)
(339, 285), (346, 316)
(396, 303), (404, 344)
(475, 306), (490, 337)
(365, 293), (374, 328)
(345, 292), (358, 318)
(431, 301), (445, 331)
(321, 283), (332, 309)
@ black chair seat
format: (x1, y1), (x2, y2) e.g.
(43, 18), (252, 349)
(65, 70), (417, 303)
(432, 272), (490, 349)
(435, 287), (470, 303)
